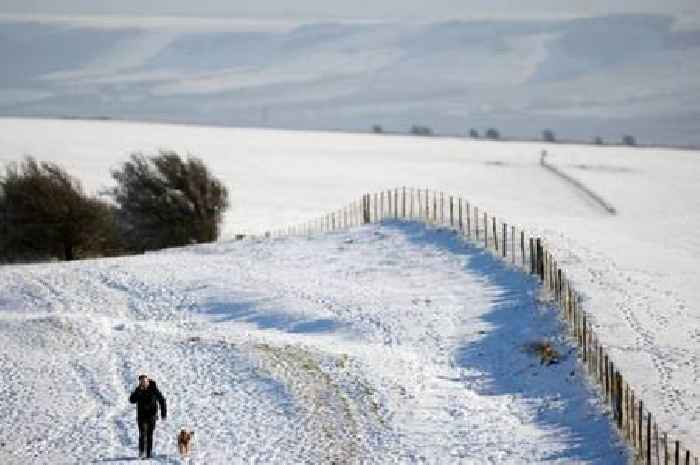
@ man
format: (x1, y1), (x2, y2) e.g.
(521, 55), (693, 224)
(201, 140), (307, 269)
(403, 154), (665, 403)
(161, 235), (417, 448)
(129, 374), (167, 459)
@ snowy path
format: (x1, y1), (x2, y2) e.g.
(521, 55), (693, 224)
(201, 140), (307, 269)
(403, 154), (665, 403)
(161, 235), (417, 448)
(0, 222), (629, 464)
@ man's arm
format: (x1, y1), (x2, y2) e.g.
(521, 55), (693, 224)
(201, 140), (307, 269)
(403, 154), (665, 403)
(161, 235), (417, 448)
(155, 388), (167, 419)
(129, 388), (141, 404)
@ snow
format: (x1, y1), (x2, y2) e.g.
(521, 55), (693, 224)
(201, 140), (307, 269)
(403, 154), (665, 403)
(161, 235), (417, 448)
(1, 117), (699, 462)
(3, 16), (700, 145)
(0, 222), (629, 464)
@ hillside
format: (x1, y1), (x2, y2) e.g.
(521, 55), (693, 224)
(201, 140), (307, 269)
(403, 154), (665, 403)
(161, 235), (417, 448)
(0, 222), (628, 464)
(1, 117), (699, 459)
(2, 14), (700, 144)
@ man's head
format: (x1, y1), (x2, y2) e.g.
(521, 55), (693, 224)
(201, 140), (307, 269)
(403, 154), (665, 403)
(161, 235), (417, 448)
(138, 374), (150, 388)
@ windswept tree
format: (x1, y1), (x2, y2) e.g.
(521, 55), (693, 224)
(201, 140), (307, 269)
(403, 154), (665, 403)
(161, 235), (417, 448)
(0, 157), (118, 261)
(110, 151), (229, 251)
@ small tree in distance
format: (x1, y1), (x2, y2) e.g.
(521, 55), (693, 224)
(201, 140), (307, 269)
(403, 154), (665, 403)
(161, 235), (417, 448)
(542, 129), (556, 142)
(594, 136), (604, 145)
(372, 125), (383, 134)
(485, 128), (500, 140)
(622, 135), (636, 146)
(109, 151), (229, 252)
(410, 125), (432, 136)
(469, 129), (479, 138)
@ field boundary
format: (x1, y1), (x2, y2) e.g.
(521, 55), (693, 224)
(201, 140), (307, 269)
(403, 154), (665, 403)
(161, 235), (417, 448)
(264, 186), (696, 465)
(540, 150), (617, 215)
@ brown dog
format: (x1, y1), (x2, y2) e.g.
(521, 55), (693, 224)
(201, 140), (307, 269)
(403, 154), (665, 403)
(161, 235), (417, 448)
(177, 429), (194, 459)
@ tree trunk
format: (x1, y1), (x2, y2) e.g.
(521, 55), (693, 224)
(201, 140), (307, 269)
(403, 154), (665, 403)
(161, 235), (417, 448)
(64, 241), (74, 261)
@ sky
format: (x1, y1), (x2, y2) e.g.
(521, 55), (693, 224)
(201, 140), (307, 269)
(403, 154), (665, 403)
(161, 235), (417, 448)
(1, 0), (698, 23)
(1, 1), (700, 146)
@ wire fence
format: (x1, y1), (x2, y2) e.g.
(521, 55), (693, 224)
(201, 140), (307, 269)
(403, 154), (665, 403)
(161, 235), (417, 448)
(265, 186), (697, 465)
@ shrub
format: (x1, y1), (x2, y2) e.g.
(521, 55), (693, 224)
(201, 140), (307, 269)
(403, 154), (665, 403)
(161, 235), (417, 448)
(469, 128), (479, 138)
(109, 151), (229, 251)
(594, 136), (604, 145)
(372, 125), (383, 134)
(0, 157), (119, 261)
(542, 129), (556, 142)
(485, 128), (500, 140)
(622, 135), (636, 146)
(410, 125), (432, 136)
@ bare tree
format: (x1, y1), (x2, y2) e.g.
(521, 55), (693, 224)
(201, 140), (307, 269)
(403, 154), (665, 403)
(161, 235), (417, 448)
(109, 151), (229, 251)
(0, 157), (119, 261)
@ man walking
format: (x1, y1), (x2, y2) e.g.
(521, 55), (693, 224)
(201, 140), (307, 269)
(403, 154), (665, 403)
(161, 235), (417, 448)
(129, 374), (167, 459)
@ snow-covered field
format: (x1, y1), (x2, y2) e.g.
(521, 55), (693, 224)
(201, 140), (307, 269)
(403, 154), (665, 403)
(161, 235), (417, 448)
(1, 117), (699, 462)
(0, 222), (628, 464)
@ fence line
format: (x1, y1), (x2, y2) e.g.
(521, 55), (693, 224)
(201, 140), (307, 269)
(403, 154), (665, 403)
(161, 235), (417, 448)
(265, 187), (696, 465)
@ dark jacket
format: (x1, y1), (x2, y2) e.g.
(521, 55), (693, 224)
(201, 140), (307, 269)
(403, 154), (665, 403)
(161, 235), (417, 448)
(129, 381), (167, 420)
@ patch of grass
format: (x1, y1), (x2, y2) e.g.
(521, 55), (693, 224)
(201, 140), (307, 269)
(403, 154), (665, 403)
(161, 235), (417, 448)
(525, 340), (560, 366)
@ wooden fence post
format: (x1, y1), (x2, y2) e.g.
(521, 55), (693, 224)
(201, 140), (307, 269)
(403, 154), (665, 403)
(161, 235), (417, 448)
(630, 390), (636, 450)
(582, 311), (587, 362)
(418, 188), (423, 219)
(433, 192), (438, 223)
(493, 217), (498, 253)
(536, 239), (544, 279)
(502, 223), (507, 258)
(655, 423), (660, 465)
(410, 188), (415, 218)
(484, 212), (489, 248)
(374, 193), (378, 222)
(394, 188), (398, 219)
(676, 441), (680, 465)
(402, 186), (406, 218)
(647, 412), (652, 465)
(450, 196), (454, 227)
(387, 190), (391, 220)
(602, 354), (609, 401)
(529, 237), (535, 274)
(440, 192), (444, 224)
(625, 383), (632, 441)
(425, 188), (429, 221)
(458, 198), (463, 232)
(466, 202), (471, 238)
(617, 372), (624, 429)
(640, 401), (644, 458)
(475, 207), (479, 240)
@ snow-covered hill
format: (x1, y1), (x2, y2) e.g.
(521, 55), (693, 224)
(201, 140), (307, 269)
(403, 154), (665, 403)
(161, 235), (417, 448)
(1, 117), (699, 461)
(0, 222), (628, 464)
(2, 14), (700, 144)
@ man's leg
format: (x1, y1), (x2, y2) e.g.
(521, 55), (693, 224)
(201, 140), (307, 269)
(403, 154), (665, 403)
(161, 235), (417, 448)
(137, 419), (146, 457)
(145, 417), (156, 458)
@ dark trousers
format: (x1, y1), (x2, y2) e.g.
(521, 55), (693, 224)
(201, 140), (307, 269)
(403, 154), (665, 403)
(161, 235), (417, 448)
(137, 416), (157, 457)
